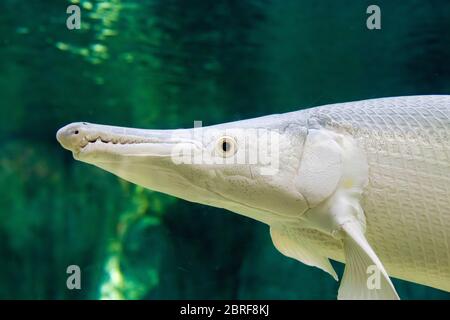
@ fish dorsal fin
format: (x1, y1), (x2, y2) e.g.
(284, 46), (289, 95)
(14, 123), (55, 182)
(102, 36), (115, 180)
(338, 221), (399, 300)
(270, 226), (338, 281)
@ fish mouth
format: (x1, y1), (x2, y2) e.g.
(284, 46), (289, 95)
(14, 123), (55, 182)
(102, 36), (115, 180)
(77, 134), (172, 156)
(80, 135), (146, 148)
(56, 122), (201, 162)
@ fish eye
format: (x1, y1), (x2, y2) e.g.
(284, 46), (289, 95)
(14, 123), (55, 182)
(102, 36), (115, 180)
(216, 136), (237, 157)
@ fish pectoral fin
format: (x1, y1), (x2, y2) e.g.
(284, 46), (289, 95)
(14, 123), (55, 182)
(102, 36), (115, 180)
(270, 226), (338, 281)
(302, 190), (399, 300)
(338, 221), (399, 300)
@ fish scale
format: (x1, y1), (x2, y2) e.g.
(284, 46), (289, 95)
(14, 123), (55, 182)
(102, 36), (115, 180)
(307, 96), (450, 291)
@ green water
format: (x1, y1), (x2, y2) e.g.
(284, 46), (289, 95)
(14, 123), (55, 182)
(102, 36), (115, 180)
(0, 0), (449, 299)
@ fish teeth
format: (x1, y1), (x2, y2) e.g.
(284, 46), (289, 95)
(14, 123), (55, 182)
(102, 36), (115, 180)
(81, 135), (149, 147)
(80, 139), (89, 148)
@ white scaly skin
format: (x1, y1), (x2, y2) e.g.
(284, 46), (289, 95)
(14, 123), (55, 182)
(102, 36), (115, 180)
(305, 96), (450, 293)
(57, 95), (450, 299)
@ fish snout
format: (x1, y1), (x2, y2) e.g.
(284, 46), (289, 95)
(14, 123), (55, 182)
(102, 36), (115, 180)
(56, 122), (89, 152)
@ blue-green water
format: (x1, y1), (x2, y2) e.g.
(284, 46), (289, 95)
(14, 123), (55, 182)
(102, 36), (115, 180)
(0, 0), (449, 299)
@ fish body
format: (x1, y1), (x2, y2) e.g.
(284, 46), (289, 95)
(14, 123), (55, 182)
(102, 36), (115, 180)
(292, 96), (450, 292)
(57, 95), (450, 298)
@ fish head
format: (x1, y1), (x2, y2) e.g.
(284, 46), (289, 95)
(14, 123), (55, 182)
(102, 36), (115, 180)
(56, 113), (309, 224)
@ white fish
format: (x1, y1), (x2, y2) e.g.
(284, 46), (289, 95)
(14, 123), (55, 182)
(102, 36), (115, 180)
(56, 95), (450, 299)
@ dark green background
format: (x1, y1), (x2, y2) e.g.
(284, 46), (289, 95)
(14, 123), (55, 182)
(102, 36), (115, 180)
(0, 0), (449, 299)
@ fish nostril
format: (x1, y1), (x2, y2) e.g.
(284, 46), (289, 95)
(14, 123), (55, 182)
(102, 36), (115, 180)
(74, 130), (79, 135)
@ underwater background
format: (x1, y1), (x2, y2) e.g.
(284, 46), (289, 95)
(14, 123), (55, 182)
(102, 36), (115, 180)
(0, 0), (449, 299)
